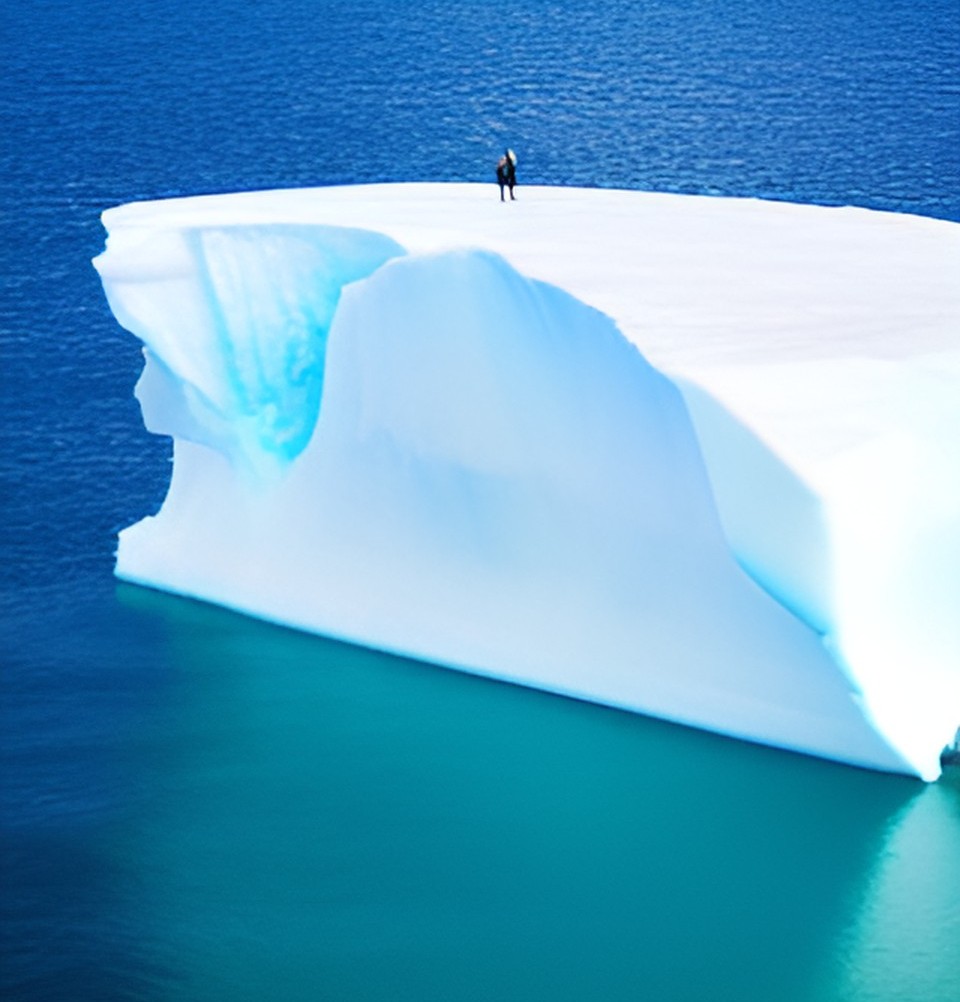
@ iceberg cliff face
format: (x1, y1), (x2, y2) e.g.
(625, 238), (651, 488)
(94, 183), (960, 780)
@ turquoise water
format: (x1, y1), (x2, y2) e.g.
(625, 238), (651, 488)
(2, 0), (959, 998)
(6, 587), (958, 999)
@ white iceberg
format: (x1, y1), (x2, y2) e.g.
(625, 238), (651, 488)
(94, 183), (960, 781)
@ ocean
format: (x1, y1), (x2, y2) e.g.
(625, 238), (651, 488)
(1, 0), (959, 999)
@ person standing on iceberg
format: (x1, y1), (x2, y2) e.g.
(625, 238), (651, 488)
(496, 149), (517, 201)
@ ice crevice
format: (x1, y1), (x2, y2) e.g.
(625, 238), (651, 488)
(93, 183), (960, 780)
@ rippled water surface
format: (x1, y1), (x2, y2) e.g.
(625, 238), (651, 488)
(2, 1), (959, 999)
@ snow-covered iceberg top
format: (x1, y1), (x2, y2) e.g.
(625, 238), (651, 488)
(94, 183), (960, 781)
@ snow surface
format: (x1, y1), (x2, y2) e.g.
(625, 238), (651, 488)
(94, 183), (960, 780)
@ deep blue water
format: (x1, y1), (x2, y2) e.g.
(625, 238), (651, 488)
(2, 1), (959, 999)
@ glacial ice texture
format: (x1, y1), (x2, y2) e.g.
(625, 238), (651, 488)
(94, 184), (960, 781)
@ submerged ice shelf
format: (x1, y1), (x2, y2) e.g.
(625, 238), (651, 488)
(94, 183), (960, 781)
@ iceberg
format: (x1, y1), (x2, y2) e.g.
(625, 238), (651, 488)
(94, 183), (960, 781)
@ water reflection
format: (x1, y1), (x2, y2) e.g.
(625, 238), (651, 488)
(116, 586), (950, 1002)
(824, 771), (960, 1002)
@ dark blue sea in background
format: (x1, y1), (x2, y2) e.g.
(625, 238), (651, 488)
(2, 1), (959, 999)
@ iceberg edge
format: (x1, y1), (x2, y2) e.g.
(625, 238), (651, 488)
(94, 183), (960, 781)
